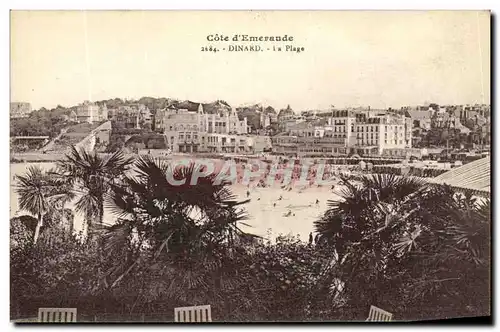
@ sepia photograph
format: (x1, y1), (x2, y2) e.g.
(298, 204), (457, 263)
(9, 10), (491, 323)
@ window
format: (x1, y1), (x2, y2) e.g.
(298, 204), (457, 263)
(351, 126), (354, 132)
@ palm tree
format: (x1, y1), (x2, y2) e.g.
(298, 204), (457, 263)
(315, 173), (426, 263)
(100, 156), (252, 291)
(15, 166), (73, 244)
(315, 174), (429, 313)
(55, 146), (133, 240)
(15, 166), (49, 244)
(315, 173), (491, 319)
(399, 190), (491, 319)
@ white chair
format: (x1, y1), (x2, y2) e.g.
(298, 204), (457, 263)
(38, 308), (77, 322)
(174, 305), (212, 322)
(366, 305), (393, 321)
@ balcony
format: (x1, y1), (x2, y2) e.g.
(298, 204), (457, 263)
(178, 138), (200, 145)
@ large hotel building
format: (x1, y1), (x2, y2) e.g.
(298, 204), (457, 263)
(272, 109), (413, 157)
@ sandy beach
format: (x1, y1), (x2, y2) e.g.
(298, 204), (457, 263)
(230, 184), (340, 241)
(10, 162), (343, 242)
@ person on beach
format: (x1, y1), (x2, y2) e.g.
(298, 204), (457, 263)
(246, 190), (250, 198)
(308, 232), (313, 245)
(316, 199), (319, 205)
(273, 202), (277, 207)
(278, 195), (283, 201)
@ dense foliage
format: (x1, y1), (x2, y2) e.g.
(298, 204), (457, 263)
(315, 174), (490, 320)
(10, 107), (71, 138)
(416, 126), (490, 149)
(10, 151), (491, 322)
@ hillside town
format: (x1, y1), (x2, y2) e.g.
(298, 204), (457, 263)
(9, 98), (491, 164)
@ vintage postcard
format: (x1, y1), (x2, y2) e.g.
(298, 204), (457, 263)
(10, 10), (491, 323)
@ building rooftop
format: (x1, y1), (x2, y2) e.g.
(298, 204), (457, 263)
(429, 156), (490, 194)
(407, 110), (432, 120)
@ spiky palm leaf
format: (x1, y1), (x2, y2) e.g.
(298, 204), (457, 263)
(102, 156), (252, 290)
(15, 166), (51, 218)
(315, 171), (490, 318)
(315, 174), (427, 262)
(55, 145), (133, 236)
(15, 166), (74, 244)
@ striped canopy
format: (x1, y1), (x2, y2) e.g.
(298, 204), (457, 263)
(429, 156), (490, 194)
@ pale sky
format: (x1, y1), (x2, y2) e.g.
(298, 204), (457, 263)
(11, 10), (490, 112)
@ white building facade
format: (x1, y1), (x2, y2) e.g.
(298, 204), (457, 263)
(155, 104), (251, 153)
(272, 109), (412, 157)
